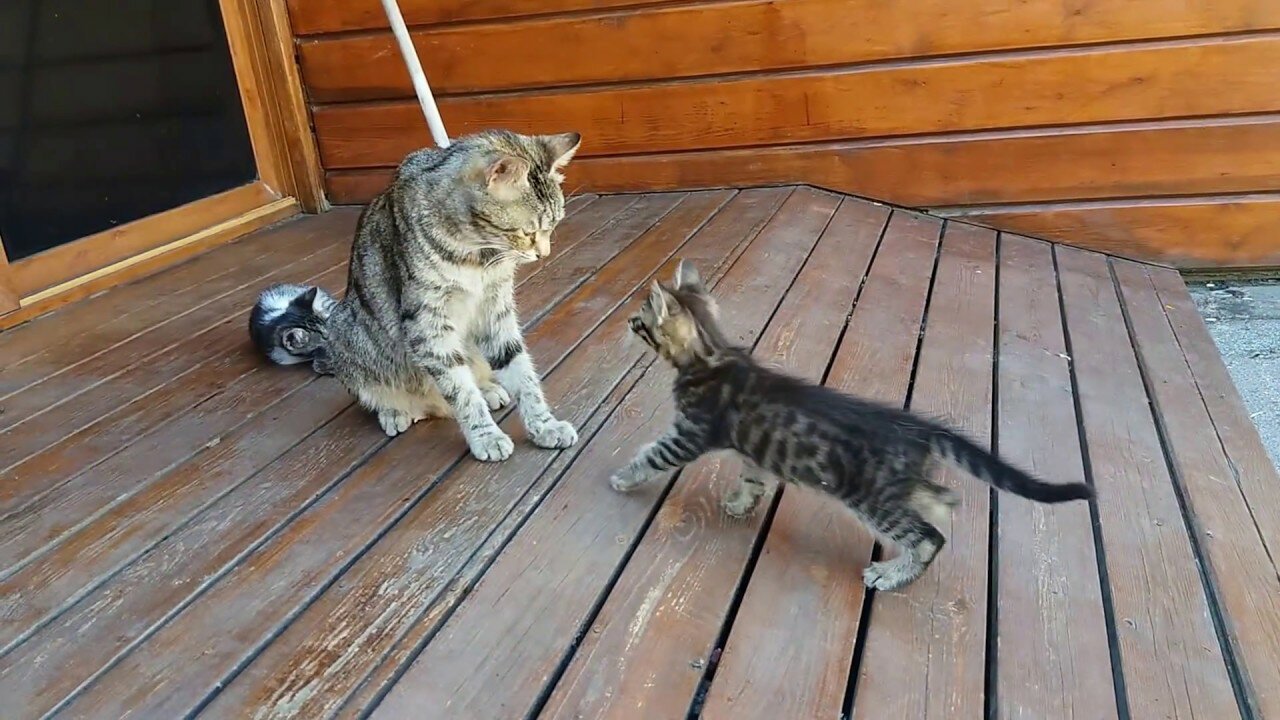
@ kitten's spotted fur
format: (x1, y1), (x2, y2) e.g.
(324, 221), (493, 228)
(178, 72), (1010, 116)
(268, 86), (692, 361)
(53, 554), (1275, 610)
(248, 129), (582, 462)
(613, 260), (1094, 590)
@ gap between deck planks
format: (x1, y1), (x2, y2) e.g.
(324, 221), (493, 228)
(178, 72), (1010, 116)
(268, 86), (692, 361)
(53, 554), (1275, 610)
(365, 190), (840, 718)
(25, 189), (744, 718)
(198, 187), (796, 719)
(0, 187), (1272, 720)
(0, 190), (662, 715)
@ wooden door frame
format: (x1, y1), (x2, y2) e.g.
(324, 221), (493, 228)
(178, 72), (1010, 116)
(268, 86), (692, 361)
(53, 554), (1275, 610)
(1, 0), (325, 327)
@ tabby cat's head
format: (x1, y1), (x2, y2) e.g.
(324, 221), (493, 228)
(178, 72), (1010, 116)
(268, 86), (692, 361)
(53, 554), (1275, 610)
(467, 130), (582, 263)
(628, 260), (727, 368)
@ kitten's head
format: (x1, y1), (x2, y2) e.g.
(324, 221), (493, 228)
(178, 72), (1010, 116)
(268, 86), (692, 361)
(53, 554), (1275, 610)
(628, 259), (727, 368)
(467, 130), (582, 263)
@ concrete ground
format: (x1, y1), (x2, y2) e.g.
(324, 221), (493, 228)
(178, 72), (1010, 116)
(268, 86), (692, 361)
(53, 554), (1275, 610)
(1188, 279), (1280, 474)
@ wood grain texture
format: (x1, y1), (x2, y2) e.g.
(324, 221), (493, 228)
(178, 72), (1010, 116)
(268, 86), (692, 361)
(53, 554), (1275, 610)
(849, 222), (996, 719)
(1148, 268), (1280, 572)
(300, 0), (1280, 101)
(0, 192), (701, 717)
(325, 118), (1280, 208)
(313, 35), (1280, 168)
(368, 189), (837, 720)
(0, 194), (635, 716)
(993, 234), (1116, 720)
(0, 253), (347, 503)
(660, 197), (880, 717)
(0, 236), (18, 314)
(278, 189), (791, 720)
(287, 0), (667, 35)
(544, 195), (877, 720)
(10, 182), (277, 297)
(48, 192), (735, 720)
(1114, 259), (1280, 718)
(0, 211), (351, 395)
(1055, 246), (1240, 719)
(0, 198), (301, 331)
(953, 194), (1280, 268)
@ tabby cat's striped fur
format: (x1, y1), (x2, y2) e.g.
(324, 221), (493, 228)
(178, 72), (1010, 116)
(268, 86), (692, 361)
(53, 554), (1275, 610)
(248, 130), (582, 462)
(612, 260), (1094, 590)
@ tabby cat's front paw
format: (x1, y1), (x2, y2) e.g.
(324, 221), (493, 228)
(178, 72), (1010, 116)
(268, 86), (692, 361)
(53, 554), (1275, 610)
(529, 418), (578, 449)
(609, 465), (649, 493)
(467, 426), (515, 462)
(480, 383), (511, 411)
(378, 409), (413, 437)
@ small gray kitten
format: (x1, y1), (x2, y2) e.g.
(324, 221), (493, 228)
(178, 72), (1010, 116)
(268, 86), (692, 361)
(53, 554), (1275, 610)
(248, 129), (582, 462)
(613, 260), (1093, 590)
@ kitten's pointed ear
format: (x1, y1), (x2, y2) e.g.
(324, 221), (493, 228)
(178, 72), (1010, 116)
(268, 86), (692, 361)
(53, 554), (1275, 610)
(542, 132), (582, 175)
(672, 259), (703, 291)
(485, 155), (530, 196)
(300, 287), (318, 305)
(647, 280), (669, 320)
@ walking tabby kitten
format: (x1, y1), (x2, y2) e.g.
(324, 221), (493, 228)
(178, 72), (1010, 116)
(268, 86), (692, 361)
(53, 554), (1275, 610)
(248, 129), (582, 462)
(613, 260), (1093, 590)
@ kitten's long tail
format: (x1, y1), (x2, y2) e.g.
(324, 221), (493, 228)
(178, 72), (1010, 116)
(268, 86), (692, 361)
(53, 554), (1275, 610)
(928, 427), (1093, 503)
(248, 283), (336, 372)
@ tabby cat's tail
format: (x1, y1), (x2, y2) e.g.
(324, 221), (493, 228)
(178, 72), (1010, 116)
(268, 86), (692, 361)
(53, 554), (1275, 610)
(248, 283), (336, 372)
(928, 427), (1093, 503)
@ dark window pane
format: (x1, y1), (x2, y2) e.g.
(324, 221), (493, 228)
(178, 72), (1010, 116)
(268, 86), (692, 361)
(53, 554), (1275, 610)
(0, 0), (257, 261)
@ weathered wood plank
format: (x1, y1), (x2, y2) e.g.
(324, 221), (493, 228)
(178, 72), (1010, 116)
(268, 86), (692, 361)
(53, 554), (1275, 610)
(993, 235), (1116, 720)
(1055, 246), (1240, 719)
(365, 188), (839, 719)
(849, 222), (996, 718)
(0, 211), (353, 389)
(1114, 259), (1280, 717)
(300, 0), (1280, 101)
(547, 204), (931, 712)
(949, 194), (1280, 268)
(0, 261), (347, 518)
(202, 188), (794, 720)
(1148, 268), (1280, 571)
(629, 197), (890, 717)
(314, 36), (1280, 168)
(0, 189), (679, 718)
(44, 191), (736, 719)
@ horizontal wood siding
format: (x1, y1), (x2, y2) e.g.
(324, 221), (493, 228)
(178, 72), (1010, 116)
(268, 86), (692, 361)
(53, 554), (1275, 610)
(287, 0), (1280, 267)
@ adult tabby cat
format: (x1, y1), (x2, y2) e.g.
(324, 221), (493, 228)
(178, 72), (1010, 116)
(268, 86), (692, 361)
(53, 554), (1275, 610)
(612, 260), (1093, 590)
(248, 129), (582, 462)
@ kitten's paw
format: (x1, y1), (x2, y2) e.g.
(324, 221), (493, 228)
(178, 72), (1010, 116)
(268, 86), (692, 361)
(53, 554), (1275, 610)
(468, 427), (515, 462)
(609, 466), (648, 493)
(529, 418), (578, 449)
(480, 383), (511, 411)
(722, 489), (761, 519)
(378, 410), (413, 437)
(862, 558), (923, 592)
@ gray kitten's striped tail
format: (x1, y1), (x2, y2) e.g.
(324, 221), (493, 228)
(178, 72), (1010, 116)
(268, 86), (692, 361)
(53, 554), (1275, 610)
(929, 428), (1093, 503)
(248, 283), (336, 373)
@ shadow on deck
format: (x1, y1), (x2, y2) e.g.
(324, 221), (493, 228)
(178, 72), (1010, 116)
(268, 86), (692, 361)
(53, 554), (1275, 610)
(1, 187), (1278, 719)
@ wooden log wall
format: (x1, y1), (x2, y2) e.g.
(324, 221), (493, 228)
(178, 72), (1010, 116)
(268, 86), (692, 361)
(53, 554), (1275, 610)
(285, 0), (1280, 268)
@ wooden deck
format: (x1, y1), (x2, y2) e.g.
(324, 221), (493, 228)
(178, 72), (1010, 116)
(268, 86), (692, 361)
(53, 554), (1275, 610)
(1, 187), (1278, 719)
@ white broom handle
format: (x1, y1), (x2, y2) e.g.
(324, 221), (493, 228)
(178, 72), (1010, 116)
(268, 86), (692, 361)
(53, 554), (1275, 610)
(379, 0), (450, 148)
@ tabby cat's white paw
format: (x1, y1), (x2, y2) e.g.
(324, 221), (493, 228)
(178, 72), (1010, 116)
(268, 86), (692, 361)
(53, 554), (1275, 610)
(468, 427), (515, 462)
(378, 410), (413, 437)
(480, 383), (511, 411)
(530, 418), (578, 449)
(609, 466), (648, 493)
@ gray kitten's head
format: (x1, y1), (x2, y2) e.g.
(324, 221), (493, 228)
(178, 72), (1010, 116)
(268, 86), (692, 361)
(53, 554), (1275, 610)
(401, 129), (581, 264)
(628, 260), (727, 368)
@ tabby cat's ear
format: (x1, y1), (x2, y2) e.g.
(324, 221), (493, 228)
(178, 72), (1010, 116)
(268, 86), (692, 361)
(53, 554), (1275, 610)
(647, 280), (669, 321)
(542, 132), (582, 177)
(672, 259), (704, 292)
(486, 155), (530, 196)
